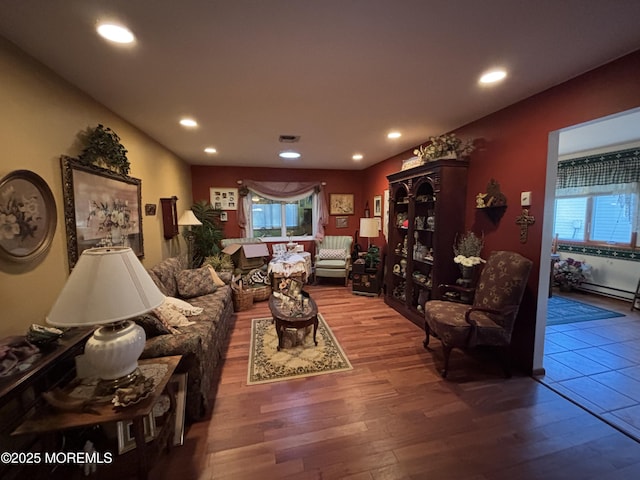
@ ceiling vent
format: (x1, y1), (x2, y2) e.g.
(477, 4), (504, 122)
(279, 135), (300, 143)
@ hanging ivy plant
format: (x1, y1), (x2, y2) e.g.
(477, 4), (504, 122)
(78, 124), (130, 175)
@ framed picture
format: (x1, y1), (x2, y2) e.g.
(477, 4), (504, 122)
(285, 278), (303, 299)
(0, 170), (57, 263)
(373, 195), (382, 216)
(144, 203), (157, 216)
(335, 216), (348, 228)
(220, 211), (228, 222)
(169, 373), (187, 446)
(329, 193), (354, 215)
(117, 412), (156, 455)
(209, 187), (238, 210)
(61, 157), (144, 270)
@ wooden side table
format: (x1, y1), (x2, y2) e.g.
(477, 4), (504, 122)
(12, 356), (182, 480)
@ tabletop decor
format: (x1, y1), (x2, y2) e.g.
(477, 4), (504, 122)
(247, 313), (352, 385)
(453, 230), (485, 268)
(0, 170), (57, 263)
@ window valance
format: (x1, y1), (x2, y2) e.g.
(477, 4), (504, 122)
(557, 147), (640, 189)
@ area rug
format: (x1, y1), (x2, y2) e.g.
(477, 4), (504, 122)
(247, 313), (353, 385)
(547, 296), (625, 325)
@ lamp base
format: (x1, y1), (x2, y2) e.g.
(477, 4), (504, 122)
(84, 320), (146, 383)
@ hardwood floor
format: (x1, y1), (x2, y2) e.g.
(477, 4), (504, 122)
(153, 285), (640, 479)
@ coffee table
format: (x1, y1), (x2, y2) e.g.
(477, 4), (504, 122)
(268, 292), (319, 351)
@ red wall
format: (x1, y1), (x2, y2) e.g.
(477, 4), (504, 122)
(190, 165), (367, 252)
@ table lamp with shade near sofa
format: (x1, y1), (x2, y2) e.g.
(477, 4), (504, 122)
(46, 247), (164, 396)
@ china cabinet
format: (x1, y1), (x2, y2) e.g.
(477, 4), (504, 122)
(385, 159), (468, 328)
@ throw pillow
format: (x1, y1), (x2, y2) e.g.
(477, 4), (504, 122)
(317, 248), (347, 260)
(134, 314), (172, 338)
(176, 267), (217, 298)
(164, 296), (204, 316)
(206, 265), (227, 287)
(152, 302), (193, 328)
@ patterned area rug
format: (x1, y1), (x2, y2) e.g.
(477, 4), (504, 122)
(547, 296), (625, 325)
(247, 313), (353, 385)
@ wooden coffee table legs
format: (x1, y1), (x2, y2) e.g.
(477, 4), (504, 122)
(275, 316), (318, 351)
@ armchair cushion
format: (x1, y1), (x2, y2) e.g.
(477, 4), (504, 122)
(317, 248), (348, 260)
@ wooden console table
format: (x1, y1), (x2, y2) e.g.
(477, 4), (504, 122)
(0, 327), (92, 480)
(12, 355), (181, 480)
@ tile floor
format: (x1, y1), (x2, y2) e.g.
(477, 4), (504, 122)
(537, 291), (640, 441)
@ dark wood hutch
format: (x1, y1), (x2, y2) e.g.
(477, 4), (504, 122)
(384, 159), (468, 328)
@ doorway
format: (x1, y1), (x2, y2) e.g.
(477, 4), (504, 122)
(535, 107), (640, 441)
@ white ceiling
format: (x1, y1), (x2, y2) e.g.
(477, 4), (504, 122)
(1, 0), (640, 170)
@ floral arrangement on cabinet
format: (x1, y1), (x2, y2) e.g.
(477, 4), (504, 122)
(414, 133), (475, 161)
(453, 231), (485, 267)
(553, 257), (592, 289)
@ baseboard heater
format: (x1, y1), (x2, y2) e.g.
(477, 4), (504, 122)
(577, 282), (633, 303)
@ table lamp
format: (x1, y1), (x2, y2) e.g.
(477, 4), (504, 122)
(359, 218), (379, 250)
(47, 247), (164, 394)
(178, 209), (202, 269)
(359, 218), (380, 269)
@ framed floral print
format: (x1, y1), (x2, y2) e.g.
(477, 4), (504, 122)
(0, 170), (57, 263)
(61, 157), (143, 270)
(329, 193), (354, 215)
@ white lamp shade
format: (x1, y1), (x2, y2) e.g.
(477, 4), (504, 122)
(47, 247), (164, 327)
(178, 209), (202, 226)
(359, 218), (379, 238)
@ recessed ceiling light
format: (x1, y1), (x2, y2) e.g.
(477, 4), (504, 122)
(279, 151), (301, 159)
(479, 69), (507, 84)
(387, 131), (402, 139)
(204, 147), (217, 154)
(179, 118), (198, 128)
(96, 23), (135, 44)
(352, 154), (363, 161)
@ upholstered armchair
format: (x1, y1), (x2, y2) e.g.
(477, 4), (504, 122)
(424, 250), (533, 378)
(314, 236), (353, 286)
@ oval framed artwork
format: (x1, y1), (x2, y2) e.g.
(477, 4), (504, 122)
(0, 170), (57, 263)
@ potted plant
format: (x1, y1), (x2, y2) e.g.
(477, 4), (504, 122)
(414, 133), (475, 162)
(553, 257), (591, 291)
(453, 231), (485, 270)
(190, 201), (225, 268)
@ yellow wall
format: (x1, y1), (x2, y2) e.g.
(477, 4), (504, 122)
(0, 38), (192, 338)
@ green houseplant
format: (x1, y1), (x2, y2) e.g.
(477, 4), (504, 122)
(189, 201), (225, 268)
(78, 124), (130, 175)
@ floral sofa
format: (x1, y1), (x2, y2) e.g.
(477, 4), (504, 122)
(141, 256), (235, 422)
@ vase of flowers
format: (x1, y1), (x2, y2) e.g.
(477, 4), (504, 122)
(553, 257), (591, 291)
(453, 231), (485, 300)
(414, 133), (475, 162)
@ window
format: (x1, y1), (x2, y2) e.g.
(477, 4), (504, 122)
(553, 191), (638, 246)
(249, 192), (314, 239)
